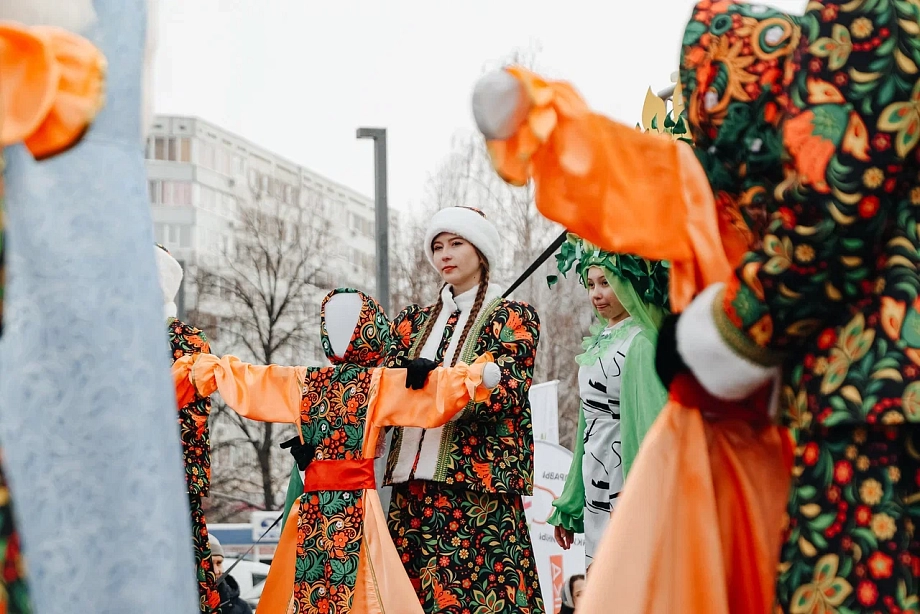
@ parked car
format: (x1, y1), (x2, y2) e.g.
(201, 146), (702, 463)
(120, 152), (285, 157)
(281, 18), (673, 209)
(222, 558), (270, 608)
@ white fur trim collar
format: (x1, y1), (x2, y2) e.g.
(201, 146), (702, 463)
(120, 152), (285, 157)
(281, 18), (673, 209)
(676, 283), (779, 400)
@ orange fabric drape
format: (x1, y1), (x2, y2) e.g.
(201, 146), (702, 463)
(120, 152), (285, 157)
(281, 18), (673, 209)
(576, 375), (793, 614)
(367, 354), (492, 427)
(240, 355), (495, 614)
(254, 498), (300, 614)
(351, 490), (426, 614)
(487, 67), (743, 311)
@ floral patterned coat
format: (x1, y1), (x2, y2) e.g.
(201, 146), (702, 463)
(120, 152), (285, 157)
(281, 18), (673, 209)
(383, 296), (540, 494)
(679, 0), (920, 429)
(473, 1), (920, 612)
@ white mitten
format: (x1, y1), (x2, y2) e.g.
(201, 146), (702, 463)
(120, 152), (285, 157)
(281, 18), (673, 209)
(482, 361), (501, 389)
(472, 69), (531, 140)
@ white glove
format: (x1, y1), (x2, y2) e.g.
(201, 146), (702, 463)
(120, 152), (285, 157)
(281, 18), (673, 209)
(472, 69), (531, 140)
(482, 362), (501, 389)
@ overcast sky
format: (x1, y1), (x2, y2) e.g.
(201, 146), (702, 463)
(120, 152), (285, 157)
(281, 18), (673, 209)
(152, 0), (808, 212)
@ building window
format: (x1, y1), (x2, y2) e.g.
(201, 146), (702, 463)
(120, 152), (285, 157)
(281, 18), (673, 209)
(148, 180), (161, 204)
(248, 168), (260, 191)
(199, 141), (216, 170)
(179, 225), (192, 248)
(156, 223), (183, 249)
(150, 181), (193, 206)
(199, 185), (215, 211)
(177, 182), (192, 205)
(216, 148), (231, 176)
(222, 193), (236, 216)
(149, 137), (191, 162)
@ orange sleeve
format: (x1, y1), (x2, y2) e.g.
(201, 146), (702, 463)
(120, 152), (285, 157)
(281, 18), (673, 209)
(369, 354), (495, 429)
(489, 67), (740, 310)
(0, 22), (105, 157)
(174, 354), (304, 424)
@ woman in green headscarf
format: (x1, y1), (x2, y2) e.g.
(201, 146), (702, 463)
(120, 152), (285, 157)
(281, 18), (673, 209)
(548, 236), (669, 566)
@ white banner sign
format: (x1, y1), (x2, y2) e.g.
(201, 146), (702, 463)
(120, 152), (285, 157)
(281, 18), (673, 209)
(530, 380), (560, 445)
(523, 440), (585, 612)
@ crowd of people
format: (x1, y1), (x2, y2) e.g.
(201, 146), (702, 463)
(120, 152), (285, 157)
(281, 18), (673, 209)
(1, 0), (920, 613)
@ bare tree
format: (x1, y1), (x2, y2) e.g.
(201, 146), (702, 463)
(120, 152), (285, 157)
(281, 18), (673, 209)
(193, 183), (332, 519)
(390, 205), (441, 309)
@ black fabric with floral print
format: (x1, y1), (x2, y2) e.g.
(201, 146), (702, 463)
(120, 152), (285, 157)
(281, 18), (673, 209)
(678, 1), (920, 610)
(778, 425), (920, 612)
(168, 318), (220, 614)
(389, 480), (543, 614)
(383, 297), (543, 613)
(0, 451), (31, 614)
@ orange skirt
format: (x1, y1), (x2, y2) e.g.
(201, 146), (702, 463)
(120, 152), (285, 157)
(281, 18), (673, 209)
(577, 374), (794, 614)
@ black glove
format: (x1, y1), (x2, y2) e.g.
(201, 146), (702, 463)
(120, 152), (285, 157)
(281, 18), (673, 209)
(405, 357), (438, 390)
(280, 436), (315, 471)
(655, 313), (689, 390)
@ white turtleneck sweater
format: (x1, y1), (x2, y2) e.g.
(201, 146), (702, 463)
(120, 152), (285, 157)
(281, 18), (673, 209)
(389, 282), (503, 483)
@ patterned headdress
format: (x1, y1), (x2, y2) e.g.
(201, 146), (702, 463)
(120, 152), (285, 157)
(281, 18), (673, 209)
(549, 234), (669, 309)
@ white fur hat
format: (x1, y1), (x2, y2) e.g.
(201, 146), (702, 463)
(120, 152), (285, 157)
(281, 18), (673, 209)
(424, 207), (500, 272)
(154, 244), (183, 319)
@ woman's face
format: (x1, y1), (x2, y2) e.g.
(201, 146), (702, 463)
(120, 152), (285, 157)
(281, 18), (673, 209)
(572, 577), (585, 606)
(431, 233), (483, 293)
(586, 266), (626, 322)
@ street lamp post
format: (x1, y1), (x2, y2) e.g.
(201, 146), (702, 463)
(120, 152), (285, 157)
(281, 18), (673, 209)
(356, 127), (390, 314)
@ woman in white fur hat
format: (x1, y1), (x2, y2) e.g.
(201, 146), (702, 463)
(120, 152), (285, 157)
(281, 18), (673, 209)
(383, 206), (544, 613)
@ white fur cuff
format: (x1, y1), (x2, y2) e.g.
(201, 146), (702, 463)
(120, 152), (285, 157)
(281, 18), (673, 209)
(676, 283), (779, 401)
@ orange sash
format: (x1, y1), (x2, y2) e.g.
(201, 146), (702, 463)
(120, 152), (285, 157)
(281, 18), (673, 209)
(303, 459), (376, 492)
